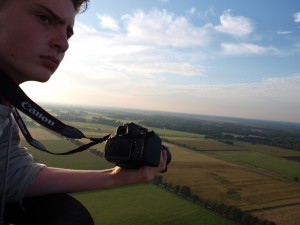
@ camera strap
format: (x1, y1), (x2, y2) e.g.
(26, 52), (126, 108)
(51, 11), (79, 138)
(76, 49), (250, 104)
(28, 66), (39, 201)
(0, 70), (110, 155)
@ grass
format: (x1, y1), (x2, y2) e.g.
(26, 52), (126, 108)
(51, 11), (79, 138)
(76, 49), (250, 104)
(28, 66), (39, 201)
(21, 139), (112, 170)
(73, 184), (238, 225)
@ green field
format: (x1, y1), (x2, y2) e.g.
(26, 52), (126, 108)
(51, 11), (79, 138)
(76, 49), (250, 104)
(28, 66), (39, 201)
(160, 134), (300, 179)
(22, 122), (300, 225)
(74, 184), (237, 225)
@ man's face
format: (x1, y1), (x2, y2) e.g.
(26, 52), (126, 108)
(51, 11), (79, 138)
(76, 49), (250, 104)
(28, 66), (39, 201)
(0, 0), (76, 84)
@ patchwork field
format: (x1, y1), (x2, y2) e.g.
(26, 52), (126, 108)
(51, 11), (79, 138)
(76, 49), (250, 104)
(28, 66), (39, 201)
(22, 124), (300, 225)
(157, 133), (300, 225)
(162, 143), (300, 210)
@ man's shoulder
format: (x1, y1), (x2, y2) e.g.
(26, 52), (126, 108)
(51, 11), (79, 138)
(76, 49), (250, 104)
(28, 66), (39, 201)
(0, 103), (11, 117)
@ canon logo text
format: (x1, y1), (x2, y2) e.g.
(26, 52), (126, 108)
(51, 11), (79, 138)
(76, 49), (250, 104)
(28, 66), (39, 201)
(21, 102), (55, 126)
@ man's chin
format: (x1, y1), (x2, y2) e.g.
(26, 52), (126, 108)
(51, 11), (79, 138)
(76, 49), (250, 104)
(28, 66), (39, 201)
(32, 69), (54, 83)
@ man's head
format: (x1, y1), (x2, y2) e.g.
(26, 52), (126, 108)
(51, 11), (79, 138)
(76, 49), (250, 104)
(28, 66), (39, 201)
(0, 0), (89, 13)
(0, 0), (89, 84)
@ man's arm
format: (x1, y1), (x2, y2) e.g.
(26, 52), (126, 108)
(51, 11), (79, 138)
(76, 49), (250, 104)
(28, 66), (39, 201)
(25, 150), (167, 197)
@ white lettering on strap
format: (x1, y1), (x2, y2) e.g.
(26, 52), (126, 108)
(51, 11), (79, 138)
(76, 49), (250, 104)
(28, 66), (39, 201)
(21, 102), (55, 126)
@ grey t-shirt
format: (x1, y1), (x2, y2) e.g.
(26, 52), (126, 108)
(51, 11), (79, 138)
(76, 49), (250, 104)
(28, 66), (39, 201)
(0, 104), (44, 203)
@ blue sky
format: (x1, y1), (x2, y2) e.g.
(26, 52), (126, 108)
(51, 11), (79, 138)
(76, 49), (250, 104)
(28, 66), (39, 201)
(22, 0), (300, 123)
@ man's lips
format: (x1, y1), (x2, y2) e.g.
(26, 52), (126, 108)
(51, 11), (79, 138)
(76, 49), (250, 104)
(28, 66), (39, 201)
(40, 56), (60, 70)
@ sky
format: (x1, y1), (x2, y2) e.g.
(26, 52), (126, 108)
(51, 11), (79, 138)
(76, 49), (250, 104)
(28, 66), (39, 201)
(22, 0), (300, 123)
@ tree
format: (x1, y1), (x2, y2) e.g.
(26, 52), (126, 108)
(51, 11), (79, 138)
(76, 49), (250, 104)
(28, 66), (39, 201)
(174, 185), (180, 194)
(180, 186), (192, 198)
(227, 207), (243, 222)
(153, 175), (163, 185)
(192, 194), (202, 204)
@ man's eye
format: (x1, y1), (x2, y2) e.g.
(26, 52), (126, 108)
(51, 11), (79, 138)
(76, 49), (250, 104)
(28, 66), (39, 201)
(39, 15), (50, 24)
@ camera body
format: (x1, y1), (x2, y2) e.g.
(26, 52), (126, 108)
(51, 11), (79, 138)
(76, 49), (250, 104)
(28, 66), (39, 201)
(104, 123), (170, 169)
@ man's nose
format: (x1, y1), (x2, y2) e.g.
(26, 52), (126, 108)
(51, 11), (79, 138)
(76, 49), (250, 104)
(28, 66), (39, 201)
(50, 31), (69, 52)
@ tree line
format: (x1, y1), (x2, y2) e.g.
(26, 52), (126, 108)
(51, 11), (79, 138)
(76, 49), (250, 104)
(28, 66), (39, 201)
(138, 115), (300, 151)
(45, 106), (300, 151)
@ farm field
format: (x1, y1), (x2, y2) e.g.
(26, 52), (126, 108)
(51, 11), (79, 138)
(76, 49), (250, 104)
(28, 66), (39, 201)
(21, 121), (300, 225)
(163, 136), (300, 179)
(162, 143), (300, 210)
(74, 184), (238, 225)
(251, 205), (300, 225)
(155, 132), (300, 225)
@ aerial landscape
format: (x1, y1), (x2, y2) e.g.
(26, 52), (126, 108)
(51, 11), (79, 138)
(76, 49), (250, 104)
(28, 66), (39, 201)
(21, 104), (300, 225)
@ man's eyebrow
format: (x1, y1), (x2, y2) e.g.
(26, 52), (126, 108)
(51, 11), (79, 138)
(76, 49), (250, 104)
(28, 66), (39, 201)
(33, 3), (74, 37)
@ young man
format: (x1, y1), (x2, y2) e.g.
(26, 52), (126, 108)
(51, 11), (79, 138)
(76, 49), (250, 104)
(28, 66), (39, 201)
(0, 1), (168, 224)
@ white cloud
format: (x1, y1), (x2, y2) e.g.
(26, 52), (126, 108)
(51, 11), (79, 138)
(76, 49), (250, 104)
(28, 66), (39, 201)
(204, 6), (216, 18)
(220, 42), (277, 55)
(294, 12), (300, 23)
(163, 74), (300, 98)
(120, 9), (211, 47)
(215, 10), (254, 38)
(64, 14), (208, 79)
(150, 74), (300, 121)
(60, 8), (212, 80)
(186, 7), (197, 16)
(97, 14), (120, 31)
(276, 30), (292, 35)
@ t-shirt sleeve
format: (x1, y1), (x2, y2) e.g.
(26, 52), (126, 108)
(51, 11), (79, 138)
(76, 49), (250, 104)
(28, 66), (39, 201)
(0, 106), (45, 203)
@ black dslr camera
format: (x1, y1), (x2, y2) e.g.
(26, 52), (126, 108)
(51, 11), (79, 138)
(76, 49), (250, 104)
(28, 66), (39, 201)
(104, 123), (171, 169)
